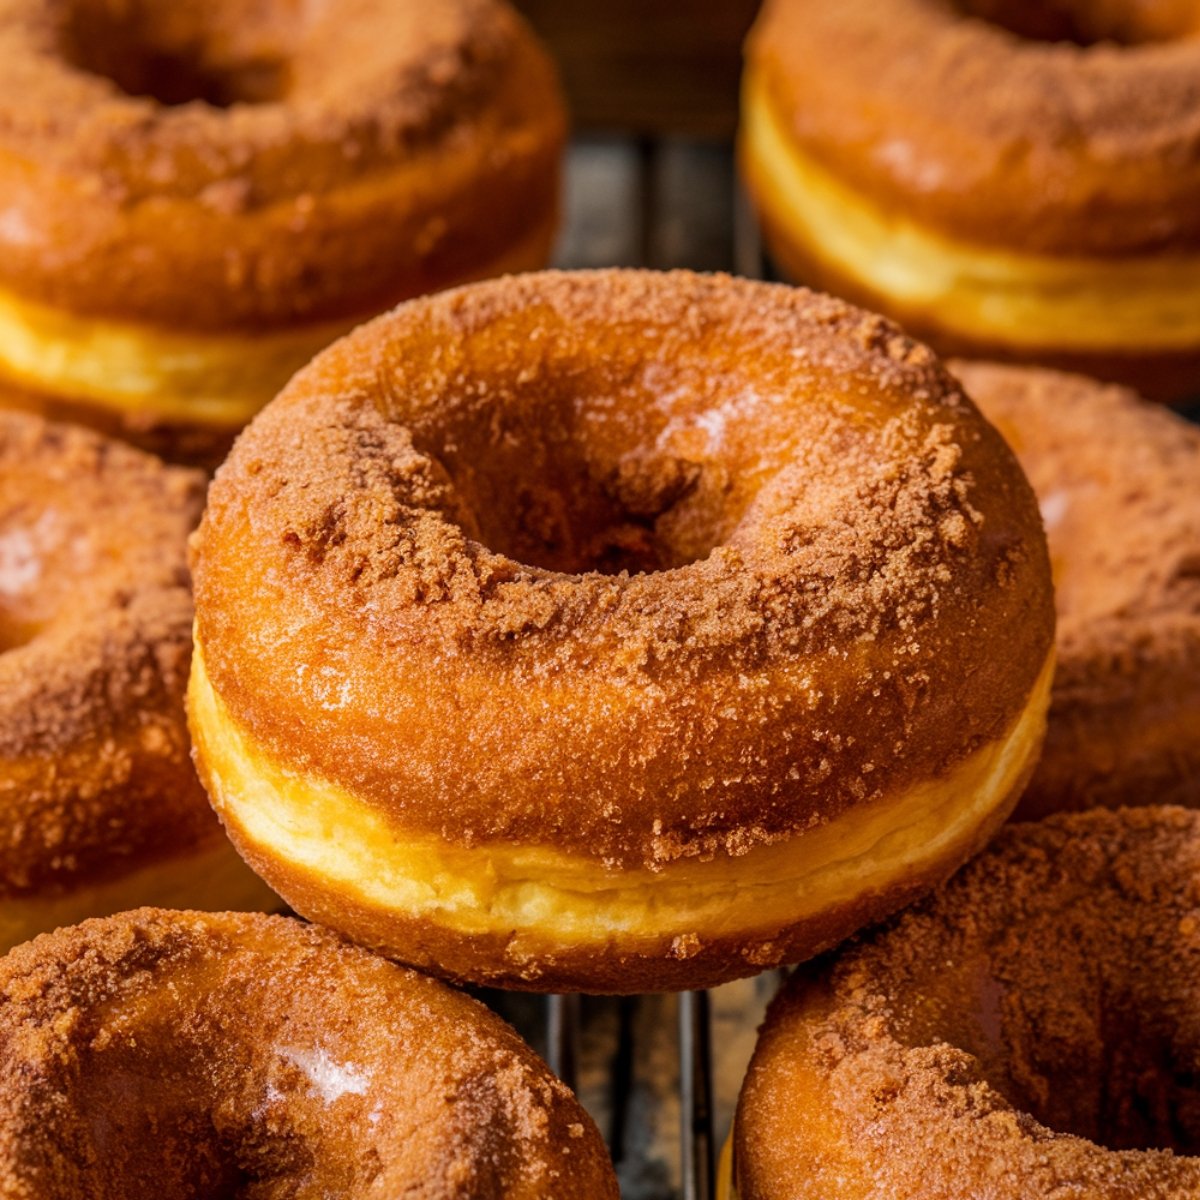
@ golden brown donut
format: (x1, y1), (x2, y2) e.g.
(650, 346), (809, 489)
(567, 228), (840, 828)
(0, 908), (618, 1198)
(731, 806), (1200, 1200)
(952, 361), (1200, 819)
(0, 410), (276, 952)
(0, 0), (565, 457)
(741, 0), (1200, 400)
(189, 270), (1055, 993)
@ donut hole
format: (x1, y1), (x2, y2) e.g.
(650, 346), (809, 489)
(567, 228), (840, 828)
(989, 981), (1200, 1153)
(51, 1031), (360, 1196)
(409, 389), (795, 576)
(440, 431), (724, 577)
(60, 1), (297, 107)
(952, 0), (1200, 45)
(902, 905), (1200, 1154)
(383, 333), (811, 577)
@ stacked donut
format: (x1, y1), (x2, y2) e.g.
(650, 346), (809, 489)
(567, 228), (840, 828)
(0, 0), (565, 459)
(741, 0), (1200, 400)
(733, 808), (1200, 1199)
(187, 270), (1055, 993)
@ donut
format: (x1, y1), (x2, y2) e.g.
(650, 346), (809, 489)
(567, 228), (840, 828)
(730, 806), (1200, 1199)
(188, 270), (1055, 993)
(952, 360), (1200, 819)
(0, 0), (565, 457)
(0, 410), (276, 953)
(0, 908), (618, 1197)
(740, 0), (1200, 400)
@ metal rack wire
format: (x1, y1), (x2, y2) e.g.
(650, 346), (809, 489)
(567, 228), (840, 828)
(542, 985), (718, 1200)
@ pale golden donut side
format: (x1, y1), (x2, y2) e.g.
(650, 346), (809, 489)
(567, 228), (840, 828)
(740, 0), (1200, 397)
(190, 640), (1053, 992)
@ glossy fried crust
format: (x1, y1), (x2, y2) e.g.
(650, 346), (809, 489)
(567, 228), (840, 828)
(745, 0), (1200, 257)
(0, 0), (564, 331)
(0, 412), (231, 904)
(192, 274), (1056, 993)
(735, 807), (1200, 1200)
(953, 361), (1200, 818)
(0, 909), (617, 1199)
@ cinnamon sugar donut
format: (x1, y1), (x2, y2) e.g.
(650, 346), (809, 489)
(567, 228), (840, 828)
(731, 807), (1200, 1200)
(188, 270), (1055, 993)
(0, 411), (275, 952)
(953, 361), (1200, 819)
(0, 0), (564, 457)
(741, 0), (1200, 400)
(0, 908), (618, 1198)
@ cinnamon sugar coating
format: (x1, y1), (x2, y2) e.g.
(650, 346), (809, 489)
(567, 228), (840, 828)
(747, 0), (1200, 256)
(953, 361), (1200, 818)
(0, 409), (278, 943)
(0, 411), (224, 901)
(0, 0), (564, 329)
(0, 909), (617, 1198)
(193, 270), (1053, 871)
(736, 807), (1200, 1199)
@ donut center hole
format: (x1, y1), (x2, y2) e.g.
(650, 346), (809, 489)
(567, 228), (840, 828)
(457, 449), (716, 576)
(953, 0), (1200, 44)
(388, 366), (785, 577)
(911, 912), (1200, 1155)
(994, 989), (1200, 1153)
(61, 3), (295, 107)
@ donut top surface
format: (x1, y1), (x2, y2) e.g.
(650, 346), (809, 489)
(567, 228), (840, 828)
(0, 410), (206, 893)
(748, 0), (1200, 255)
(0, 0), (514, 189)
(0, 0), (561, 326)
(193, 270), (1053, 871)
(953, 361), (1200, 713)
(738, 807), (1200, 1198)
(0, 909), (617, 1197)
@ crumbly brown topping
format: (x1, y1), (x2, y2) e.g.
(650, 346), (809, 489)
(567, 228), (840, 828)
(954, 360), (1200, 813)
(0, 0), (521, 201)
(742, 808), (1200, 1198)
(750, 0), (1200, 254)
(955, 360), (1200, 687)
(0, 409), (212, 894)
